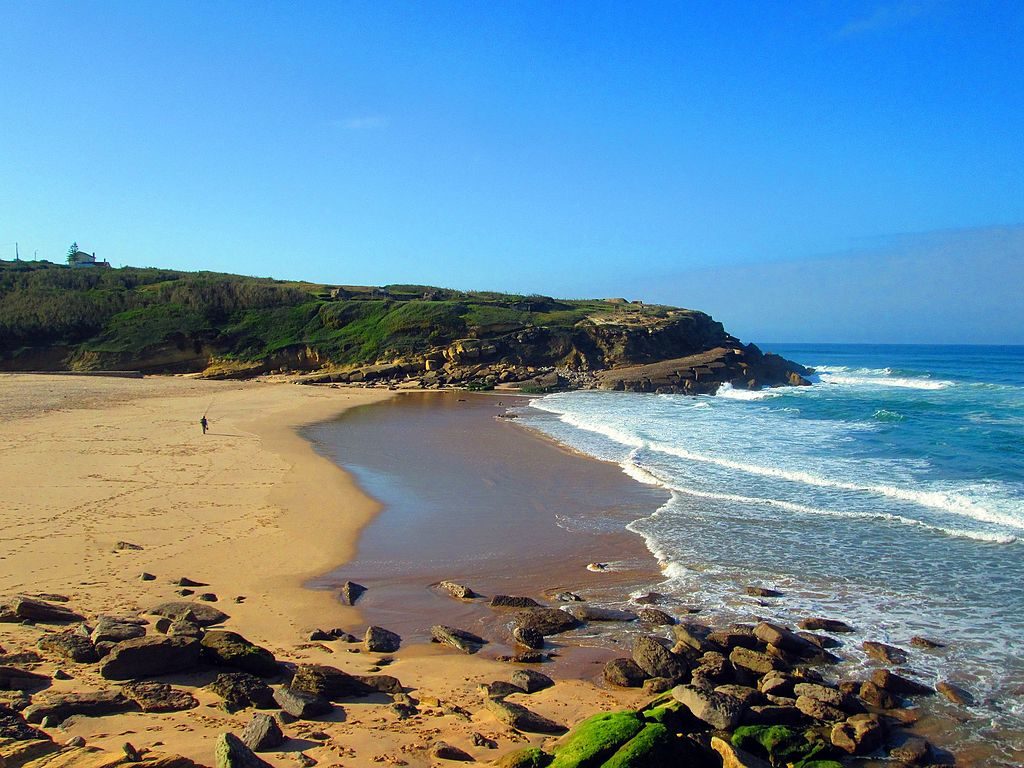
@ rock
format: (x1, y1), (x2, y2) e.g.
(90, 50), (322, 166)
(890, 735), (931, 764)
(438, 581), (477, 599)
(730, 646), (783, 675)
(431, 625), (486, 654)
(490, 595), (542, 609)
(744, 586), (782, 598)
(671, 623), (713, 653)
(512, 626), (545, 649)
(936, 680), (974, 706)
(0, 597), (84, 624)
(859, 681), (896, 708)
(99, 636), (200, 680)
(23, 690), (134, 724)
(742, 704), (805, 727)
(140, 572), (156, 581)
(198, 593), (219, 602)
(338, 581), (366, 605)
(757, 673), (792, 697)
(642, 677), (673, 694)
(431, 742), (474, 761)
(121, 681), (198, 712)
(561, 606), (636, 622)
(214, 732), (273, 768)
(603, 658), (648, 687)
(796, 631), (840, 649)
(177, 589), (195, 597)
(91, 616), (147, 645)
(147, 601), (229, 626)
(201, 631), (278, 677)
(710, 735), (772, 768)
(793, 682), (846, 708)
(796, 695), (846, 722)
(114, 541), (144, 551)
(472, 732), (497, 749)
(708, 627), (759, 651)
(364, 626), (401, 654)
(831, 713), (885, 754)
(862, 640), (908, 665)
(273, 686), (332, 719)
(910, 636), (944, 649)
(480, 681), (524, 699)
(65, 735), (86, 747)
(637, 608), (675, 626)
(240, 712), (285, 751)
(496, 651), (549, 664)
(37, 631), (98, 663)
(715, 684), (766, 706)
(871, 669), (933, 696)
(208, 672), (276, 712)
(510, 669), (553, 694)
(798, 617), (854, 633)
(484, 697), (565, 733)
(672, 684), (744, 729)
(511, 609), (580, 637)
(290, 663), (397, 699)
(52, 668), (72, 681)
(753, 622), (817, 656)
(175, 577), (207, 587)
(0, 665), (49, 691)
(351, 674), (403, 695)
(168, 619), (203, 638)
(631, 636), (687, 681)
(0, 706), (48, 740)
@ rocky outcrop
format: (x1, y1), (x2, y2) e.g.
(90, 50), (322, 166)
(98, 636), (200, 680)
(200, 631), (278, 677)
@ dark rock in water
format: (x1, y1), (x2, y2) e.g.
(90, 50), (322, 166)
(36, 630), (97, 664)
(0, 597), (84, 624)
(510, 669), (554, 694)
(241, 712), (285, 752)
(632, 636), (688, 682)
(745, 586), (782, 598)
(831, 713), (885, 754)
(910, 635), (944, 650)
(175, 577), (207, 588)
(201, 631), (278, 678)
(936, 680), (974, 706)
(637, 608), (675, 626)
(338, 581), (366, 606)
(490, 595), (542, 609)
(431, 625), (486, 654)
(273, 686), (332, 719)
(798, 617), (854, 633)
(431, 741), (474, 761)
(730, 646), (784, 675)
(889, 735), (931, 764)
(555, 592), (584, 602)
(632, 592), (663, 605)
(672, 684), (745, 729)
(871, 669), (933, 696)
(754, 622), (818, 657)
(562, 605), (636, 622)
(23, 690), (134, 724)
(483, 697), (565, 733)
(512, 626), (544, 649)
(209, 672), (276, 712)
(512, 609), (580, 637)
(147, 601), (229, 627)
(438, 581), (476, 599)
(99, 635), (200, 680)
(796, 631), (840, 650)
(858, 681), (896, 709)
(796, 695), (846, 722)
(214, 732), (273, 768)
(0, 706), (48, 741)
(91, 616), (147, 645)
(0, 665), (50, 692)
(862, 640), (908, 665)
(603, 658), (648, 687)
(121, 681), (198, 712)
(364, 626), (401, 653)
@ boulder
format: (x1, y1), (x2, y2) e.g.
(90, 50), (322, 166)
(91, 616), (147, 645)
(890, 735), (931, 764)
(858, 681), (896, 709)
(796, 695), (846, 722)
(99, 636), (200, 680)
(480, 681), (525, 699)
(0, 597), (84, 624)
(561, 606), (636, 622)
(792, 682), (846, 708)
(484, 697), (565, 733)
(910, 636), (944, 649)
(871, 669), (933, 696)
(493, 747), (552, 768)
(642, 677), (673, 695)
(201, 631), (278, 677)
(214, 732), (273, 768)
(147, 601), (229, 627)
(23, 690), (134, 724)
(637, 608), (675, 626)
(431, 741), (474, 761)
(438, 581), (476, 599)
(510, 669), (554, 694)
(208, 672), (276, 712)
(798, 617), (854, 633)
(0, 665), (49, 691)
(37, 631), (98, 663)
(730, 647), (783, 675)
(240, 712), (285, 751)
(512, 626), (544, 649)
(431, 625), (486, 654)
(708, 628), (759, 651)
(0, 706), (49, 740)
(168, 619), (203, 639)
(511, 609), (580, 637)
(671, 623), (713, 653)
(351, 674), (402, 695)
(603, 658), (648, 687)
(744, 586), (782, 598)
(631, 636), (687, 682)
(830, 713), (885, 754)
(936, 681), (974, 706)
(273, 686), (332, 719)
(753, 622), (818, 657)
(862, 640), (908, 665)
(364, 626), (401, 654)
(710, 735), (772, 768)
(715, 684), (765, 706)
(742, 704), (805, 727)
(671, 684), (744, 729)
(491, 595), (542, 608)
(121, 681), (198, 712)
(291, 663), (397, 699)
(796, 631), (840, 649)
(338, 581), (366, 605)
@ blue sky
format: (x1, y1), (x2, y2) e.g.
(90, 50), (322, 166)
(1, 1), (1022, 342)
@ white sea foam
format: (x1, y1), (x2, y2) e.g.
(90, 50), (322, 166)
(819, 373), (952, 390)
(715, 383), (784, 400)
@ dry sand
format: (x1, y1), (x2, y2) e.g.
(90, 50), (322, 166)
(0, 374), (644, 767)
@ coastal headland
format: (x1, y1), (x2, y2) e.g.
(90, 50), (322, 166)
(0, 374), (999, 767)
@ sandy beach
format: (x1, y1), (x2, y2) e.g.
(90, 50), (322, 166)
(0, 375), (646, 767)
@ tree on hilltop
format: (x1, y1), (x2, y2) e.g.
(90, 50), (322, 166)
(66, 242), (79, 264)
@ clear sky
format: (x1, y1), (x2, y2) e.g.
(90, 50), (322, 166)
(1, 1), (1022, 342)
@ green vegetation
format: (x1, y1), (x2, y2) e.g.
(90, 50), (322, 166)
(731, 725), (832, 767)
(548, 711), (645, 768)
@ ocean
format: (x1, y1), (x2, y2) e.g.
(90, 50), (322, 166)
(518, 344), (1024, 758)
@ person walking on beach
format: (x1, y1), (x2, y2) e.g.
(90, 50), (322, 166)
(200, 416), (209, 435)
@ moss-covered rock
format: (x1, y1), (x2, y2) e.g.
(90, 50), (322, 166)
(549, 711), (645, 768)
(731, 725), (830, 767)
(494, 747), (553, 768)
(601, 723), (674, 768)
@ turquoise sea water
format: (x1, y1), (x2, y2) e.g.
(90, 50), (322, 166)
(519, 344), (1024, 756)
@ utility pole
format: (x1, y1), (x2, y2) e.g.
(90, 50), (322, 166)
(14, 242), (19, 261)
